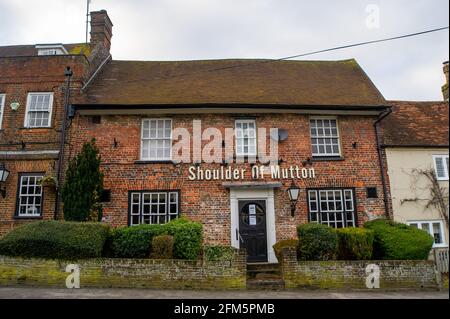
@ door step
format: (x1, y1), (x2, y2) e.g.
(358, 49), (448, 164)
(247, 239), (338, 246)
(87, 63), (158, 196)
(246, 263), (285, 289)
(246, 279), (285, 290)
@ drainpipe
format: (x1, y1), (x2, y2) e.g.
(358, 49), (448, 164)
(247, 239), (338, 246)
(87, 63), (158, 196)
(54, 66), (73, 219)
(374, 107), (393, 219)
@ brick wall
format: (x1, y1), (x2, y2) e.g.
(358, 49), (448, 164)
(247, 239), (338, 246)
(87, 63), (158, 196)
(0, 251), (247, 289)
(280, 247), (441, 290)
(66, 113), (387, 245)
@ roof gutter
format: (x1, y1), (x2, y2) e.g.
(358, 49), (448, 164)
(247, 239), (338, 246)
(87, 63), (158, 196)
(373, 106), (393, 220)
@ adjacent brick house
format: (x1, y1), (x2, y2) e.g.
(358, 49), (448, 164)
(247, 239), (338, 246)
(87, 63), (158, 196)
(1, 10), (393, 263)
(0, 10), (112, 236)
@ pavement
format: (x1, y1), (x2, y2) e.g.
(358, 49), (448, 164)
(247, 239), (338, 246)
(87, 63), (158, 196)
(0, 287), (448, 299)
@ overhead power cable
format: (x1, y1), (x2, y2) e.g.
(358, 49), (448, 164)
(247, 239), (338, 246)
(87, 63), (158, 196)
(122, 26), (449, 82)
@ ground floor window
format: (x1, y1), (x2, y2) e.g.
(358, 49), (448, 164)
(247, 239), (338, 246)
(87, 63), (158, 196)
(407, 220), (447, 248)
(307, 188), (356, 228)
(16, 173), (44, 217)
(129, 191), (179, 225)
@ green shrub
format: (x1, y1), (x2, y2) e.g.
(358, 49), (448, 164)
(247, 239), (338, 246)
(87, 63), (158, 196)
(109, 224), (165, 258)
(364, 219), (434, 260)
(297, 223), (338, 261)
(272, 239), (299, 262)
(150, 234), (174, 259)
(165, 218), (203, 260)
(203, 245), (236, 261)
(109, 218), (203, 259)
(336, 227), (374, 260)
(61, 139), (104, 222)
(0, 221), (110, 259)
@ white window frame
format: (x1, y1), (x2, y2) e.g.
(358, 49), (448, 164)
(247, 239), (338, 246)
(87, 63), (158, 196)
(235, 119), (257, 157)
(16, 174), (44, 217)
(309, 117), (342, 157)
(407, 220), (447, 248)
(433, 155), (449, 181)
(307, 188), (356, 228)
(24, 92), (54, 128)
(0, 94), (5, 129)
(129, 191), (179, 225)
(140, 118), (173, 161)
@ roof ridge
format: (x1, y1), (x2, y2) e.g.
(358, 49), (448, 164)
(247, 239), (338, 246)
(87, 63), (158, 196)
(110, 58), (358, 63)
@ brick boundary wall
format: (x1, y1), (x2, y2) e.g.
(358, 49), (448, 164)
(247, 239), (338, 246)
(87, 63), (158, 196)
(280, 248), (442, 290)
(0, 250), (247, 290)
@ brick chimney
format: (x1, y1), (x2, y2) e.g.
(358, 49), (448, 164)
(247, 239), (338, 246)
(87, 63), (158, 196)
(442, 61), (449, 101)
(89, 10), (113, 59)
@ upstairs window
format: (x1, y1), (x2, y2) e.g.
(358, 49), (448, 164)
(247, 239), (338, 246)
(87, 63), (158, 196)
(235, 119), (257, 156)
(141, 119), (172, 161)
(433, 155), (449, 181)
(35, 44), (67, 56)
(0, 94), (5, 129)
(310, 118), (341, 157)
(24, 93), (53, 128)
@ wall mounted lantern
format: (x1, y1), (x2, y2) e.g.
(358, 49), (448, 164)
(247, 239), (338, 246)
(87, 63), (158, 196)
(287, 181), (300, 217)
(0, 163), (10, 198)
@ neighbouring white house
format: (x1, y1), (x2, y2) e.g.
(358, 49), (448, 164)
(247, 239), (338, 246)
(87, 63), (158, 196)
(381, 63), (449, 252)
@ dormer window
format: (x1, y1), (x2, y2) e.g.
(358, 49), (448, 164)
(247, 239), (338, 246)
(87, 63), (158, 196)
(35, 44), (67, 56)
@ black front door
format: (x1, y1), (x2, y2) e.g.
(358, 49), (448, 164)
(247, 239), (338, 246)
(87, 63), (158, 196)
(238, 200), (268, 263)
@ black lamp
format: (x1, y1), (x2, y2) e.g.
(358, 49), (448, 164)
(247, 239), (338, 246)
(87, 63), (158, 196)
(0, 162), (10, 198)
(287, 181), (300, 217)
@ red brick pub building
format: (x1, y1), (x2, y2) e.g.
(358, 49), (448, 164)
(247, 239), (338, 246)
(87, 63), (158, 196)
(1, 11), (391, 263)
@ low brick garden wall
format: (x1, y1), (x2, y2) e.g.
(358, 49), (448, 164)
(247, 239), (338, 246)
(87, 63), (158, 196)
(280, 248), (441, 290)
(0, 250), (247, 290)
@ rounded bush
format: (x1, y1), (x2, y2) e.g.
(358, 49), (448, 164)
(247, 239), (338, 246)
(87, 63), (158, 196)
(165, 218), (203, 260)
(336, 227), (374, 260)
(0, 220), (110, 259)
(364, 219), (434, 260)
(272, 239), (299, 262)
(297, 223), (338, 261)
(150, 234), (174, 259)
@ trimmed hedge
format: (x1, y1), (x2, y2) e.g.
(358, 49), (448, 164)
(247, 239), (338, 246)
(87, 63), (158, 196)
(109, 224), (165, 258)
(203, 245), (236, 261)
(150, 235), (174, 259)
(272, 239), (299, 262)
(336, 227), (374, 260)
(109, 218), (203, 260)
(297, 223), (338, 261)
(364, 219), (434, 260)
(0, 221), (110, 259)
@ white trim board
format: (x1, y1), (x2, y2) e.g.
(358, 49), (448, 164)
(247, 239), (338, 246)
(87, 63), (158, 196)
(230, 187), (277, 263)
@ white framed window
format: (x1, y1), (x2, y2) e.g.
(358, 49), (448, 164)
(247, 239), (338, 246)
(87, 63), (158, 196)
(310, 118), (341, 157)
(407, 220), (447, 248)
(0, 94), (5, 129)
(308, 188), (356, 228)
(35, 44), (67, 56)
(433, 155), (449, 181)
(24, 93), (53, 128)
(235, 119), (257, 156)
(129, 191), (179, 225)
(141, 119), (172, 161)
(16, 174), (43, 217)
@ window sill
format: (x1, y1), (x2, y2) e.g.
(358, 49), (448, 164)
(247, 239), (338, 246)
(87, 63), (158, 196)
(13, 215), (43, 220)
(312, 156), (345, 161)
(135, 160), (174, 164)
(19, 127), (53, 130)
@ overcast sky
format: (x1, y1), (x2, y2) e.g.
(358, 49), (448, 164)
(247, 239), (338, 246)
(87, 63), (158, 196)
(0, 0), (448, 101)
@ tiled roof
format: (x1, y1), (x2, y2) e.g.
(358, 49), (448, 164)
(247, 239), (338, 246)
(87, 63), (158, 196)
(0, 43), (91, 57)
(80, 58), (387, 107)
(382, 101), (449, 147)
